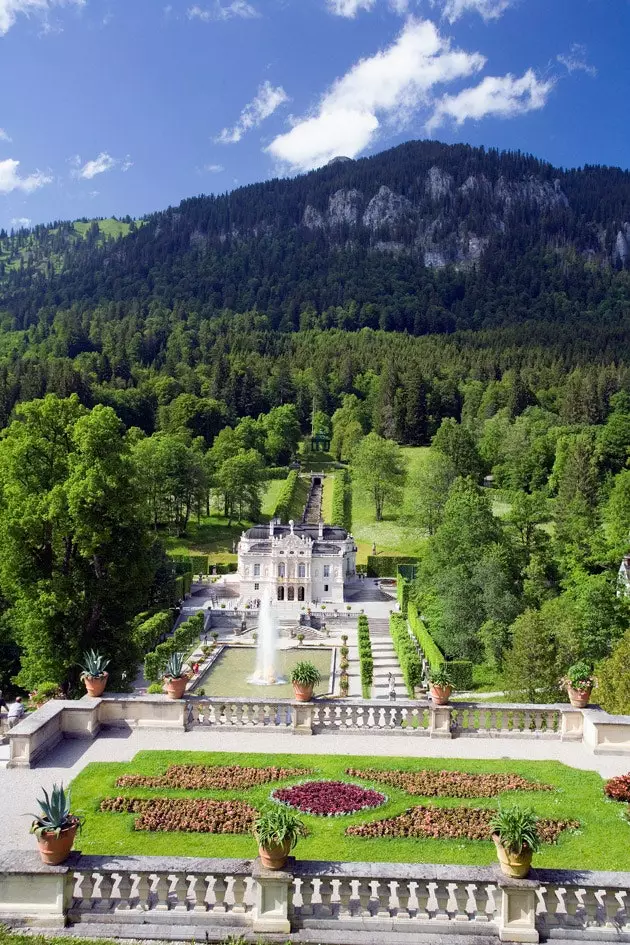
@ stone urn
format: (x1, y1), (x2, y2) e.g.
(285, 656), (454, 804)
(164, 676), (188, 699)
(492, 834), (533, 879)
(567, 684), (592, 708)
(83, 672), (108, 698)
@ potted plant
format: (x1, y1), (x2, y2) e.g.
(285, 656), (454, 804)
(163, 652), (190, 700)
(30, 784), (82, 865)
(79, 649), (110, 697)
(490, 805), (540, 878)
(290, 661), (322, 702)
(297, 633), (305, 646)
(212, 632), (219, 642)
(341, 635), (348, 644)
(561, 661), (596, 708)
(429, 665), (453, 705)
(340, 672), (350, 696)
(254, 805), (306, 870)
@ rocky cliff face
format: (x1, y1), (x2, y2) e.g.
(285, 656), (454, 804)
(300, 165), (575, 268)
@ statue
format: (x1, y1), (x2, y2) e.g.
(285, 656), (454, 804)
(388, 672), (397, 700)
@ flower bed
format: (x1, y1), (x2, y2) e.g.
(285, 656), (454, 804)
(272, 780), (386, 816)
(346, 805), (579, 843)
(115, 764), (311, 791)
(345, 767), (553, 798)
(604, 773), (630, 802)
(100, 796), (256, 833)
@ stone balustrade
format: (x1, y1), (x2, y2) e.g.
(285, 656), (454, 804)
(0, 852), (628, 943)
(7, 693), (630, 767)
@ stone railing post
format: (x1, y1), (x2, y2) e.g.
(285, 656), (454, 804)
(291, 702), (313, 735)
(560, 708), (583, 740)
(252, 856), (293, 933)
(498, 877), (539, 943)
(0, 852), (71, 928)
(429, 704), (452, 738)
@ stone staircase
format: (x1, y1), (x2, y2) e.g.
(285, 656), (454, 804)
(367, 617), (408, 700)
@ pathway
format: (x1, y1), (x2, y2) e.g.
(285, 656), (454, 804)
(1, 726), (626, 856)
(302, 476), (323, 524)
(367, 617), (407, 700)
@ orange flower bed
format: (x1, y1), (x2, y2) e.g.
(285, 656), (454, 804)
(346, 805), (578, 843)
(345, 767), (553, 798)
(115, 764), (311, 791)
(100, 796), (256, 833)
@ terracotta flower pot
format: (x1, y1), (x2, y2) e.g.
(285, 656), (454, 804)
(567, 684), (592, 708)
(35, 820), (79, 865)
(492, 833), (533, 879)
(430, 684), (452, 706)
(292, 682), (314, 703)
(258, 840), (291, 870)
(164, 675), (188, 699)
(83, 672), (108, 698)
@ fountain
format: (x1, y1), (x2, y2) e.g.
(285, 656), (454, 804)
(249, 594), (284, 686)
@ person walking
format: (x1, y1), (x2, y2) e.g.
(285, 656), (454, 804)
(7, 696), (26, 728)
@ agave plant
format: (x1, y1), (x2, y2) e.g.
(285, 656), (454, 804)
(490, 805), (541, 855)
(29, 783), (81, 838)
(164, 651), (187, 680)
(79, 649), (110, 679)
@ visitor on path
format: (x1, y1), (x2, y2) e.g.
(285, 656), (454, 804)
(7, 696), (25, 728)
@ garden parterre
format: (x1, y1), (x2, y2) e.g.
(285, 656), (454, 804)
(69, 750), (630, 869)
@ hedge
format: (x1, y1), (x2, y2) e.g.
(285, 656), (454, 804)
(331, 469), (352, 532)
(143, 612), (205, 683)
(357, 614), (373, 697)
(170, 555), (209, 576)
(397, 575), (411, 616)
(366, 556), (420, 578)
(133, 610), (173, 654)
(274, 469), (299, 522)
(174, 571), (193, 601)
(389, 614), (423, 697)
(408, 602), (473, 690)
(265, 466), (290, 480)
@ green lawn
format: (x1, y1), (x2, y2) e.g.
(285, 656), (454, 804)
(322, 472), (335, 522)
(351, 447), (431, 563)
(69, 750), (628, 869)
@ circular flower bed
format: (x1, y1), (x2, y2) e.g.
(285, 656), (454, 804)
(272, 780), (386, 816)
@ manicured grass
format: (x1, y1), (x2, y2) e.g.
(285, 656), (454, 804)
(69, 750), (628, 869)
(0, 933), (116, 945)
(322, 472), (335, 522)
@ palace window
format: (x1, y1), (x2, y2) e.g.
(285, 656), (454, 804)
(254, 582), (259, 590)
(277, 587), (285, 601)
(323, 565), (330, 578)
(298, 587), (305, 601)
(298, 564), (306, 578)
(254, 564), (260, 577)
(324, 584), (329, 593)
(287, 587), (295, 601)
(278, 563), (286, 578)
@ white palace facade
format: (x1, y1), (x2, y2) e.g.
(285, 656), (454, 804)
(237, 519), (357, 605)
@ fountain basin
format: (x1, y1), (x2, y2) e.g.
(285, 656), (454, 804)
(195, 646), (333, 698)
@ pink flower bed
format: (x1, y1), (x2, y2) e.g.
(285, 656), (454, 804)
(272, 780), (386, 816)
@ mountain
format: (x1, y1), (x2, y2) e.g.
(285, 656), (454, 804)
(1, 139), (630, 335)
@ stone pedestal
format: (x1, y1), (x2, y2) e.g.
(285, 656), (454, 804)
(291, 702), (313, 735)
(498, 878), (539, 943)
(429, 705), (453, 738)
(0, 853), (70, 928)
(560, 709), (584, 740)
(252, 857), (294, 933)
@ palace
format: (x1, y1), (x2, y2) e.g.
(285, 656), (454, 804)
(237, 519), (357, 605)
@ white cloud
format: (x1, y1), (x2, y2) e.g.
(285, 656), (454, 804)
(0, 158), (51, 194)
(0, 0), (85, 36)
(121, 156), (134, 172)
(11, 216), (31, 228)
(557, 43), (596, 77)
(0, 128), (11, 142)
(204, 163), (225, 172)
(267, 18), (485, 172)
(187, 1), (258, 21)
(76, 152), (117, 179)
(427, 68), (553, 131)
(439, 0), (514, 23)
(327, 0), (375, 16)
(217, 81), (289, 144)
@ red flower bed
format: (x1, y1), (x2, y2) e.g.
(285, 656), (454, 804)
(115, 764), (311, 791)
(345, 767), (553, 798)
(604, 774), (630, 802)
(272, 780), (386, 816)
(100, 796), (256, 833)
(346, 805), (578, 843)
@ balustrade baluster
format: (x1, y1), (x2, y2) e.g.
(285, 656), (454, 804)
(604, 888), (626, 927)
(134, 872), (150, 912)
(70, 871), (86, 910)
(450, 882), (469, 921)
(153, 873), (170, 912)
(374, 879), (391, 917)
(240, 704), (250, 726)
(337, 877), (354, 918)
(357, 878), (372, 916)
(366, 706), (375, 729)
(482, 883), (498, 922)
(318, 876), (334, 917)
(300, 877), (314, 916)
(172, 872), (188, 912)
(231, 875), (247, 914)
(395, 879), (411, 918)
(464, 883), (478, 921)
(96, 873), (114, 913)
(255, 703), (265, 726)
(213, 875), (228, 913)
(114, 872), (133, 911)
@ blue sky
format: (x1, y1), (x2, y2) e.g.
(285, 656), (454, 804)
(0, 0), (628, 230)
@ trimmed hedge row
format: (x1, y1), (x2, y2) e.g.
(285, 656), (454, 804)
(266, 466), (290, 480)
(274, 469), (299, 522)
(170, 555), (209, 576)
(397, 575), (411, 616)
(389, 614), (423, 697)
(367, 556), (420, 578)
(143, 612), (205, 684)
(408, 602), (473, 690)
(174, 571), (193, 601)
(331, 470), (352, 531)
(133, 610), (173, 654)
(357, 614), (373, 697)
